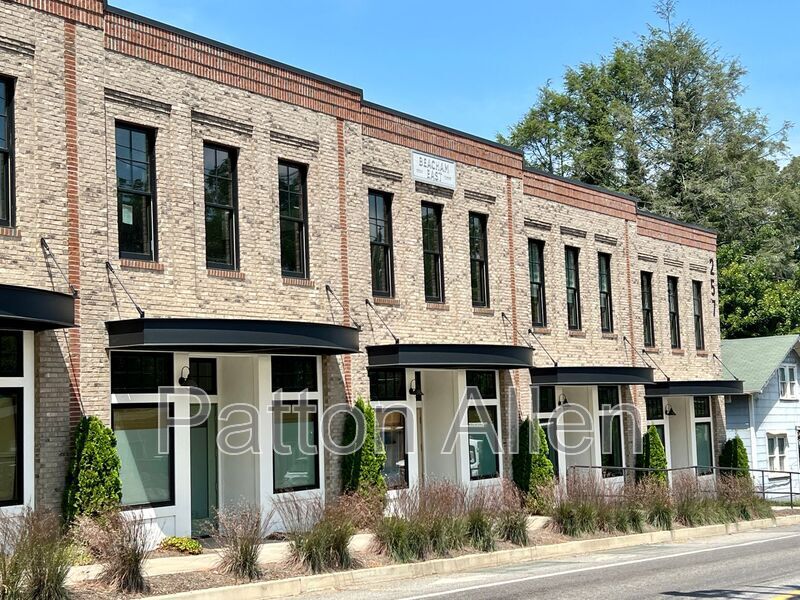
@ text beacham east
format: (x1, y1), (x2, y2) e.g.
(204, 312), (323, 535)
(412, 150), (456, 189)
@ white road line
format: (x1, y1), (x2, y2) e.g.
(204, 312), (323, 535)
(399, 532), (800, 600)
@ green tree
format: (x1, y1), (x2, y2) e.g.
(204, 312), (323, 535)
(639, 425), (668, 484)
(719, 435), (750, 477)
(341, 397), (387, 496)
(512, 418), (555, 512)
(63, 416), (122, 524)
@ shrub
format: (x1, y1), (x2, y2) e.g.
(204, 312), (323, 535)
(215, 503), (270, 581)
(465, 488), (495, 553)
(22, 509), (72, 600)
(75, 512), (152, 593)
(341, 397), (387, 499)
(0, 514), (26, 600)
(719, 436), (750, 478)
(416, 481), (468, 556)
(340, 490), (385, 531)
(496, 481), (528, 546)
(512, 418), (554, 513)
(640, 425), (668, 484)
(373, 516), (425, 563)
(551, 473), (603, 537)
(717, 475), (772, 521)
(63, 416), (122, 524)
(159, 536), (202, 555)
(641, 478), (673, 530)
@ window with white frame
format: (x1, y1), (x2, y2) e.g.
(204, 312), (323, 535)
(598, 386), (624, 478)
(767, 433), (788, 472)
(466, 370), (500, 481)
(693, 396), (713, 476)
(778, 365), (799, 399)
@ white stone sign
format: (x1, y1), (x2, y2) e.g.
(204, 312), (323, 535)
(412, 151), (456, 189)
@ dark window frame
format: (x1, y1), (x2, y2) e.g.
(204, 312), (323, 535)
(272, 399), (320, 493)
(528, 239), (547, 327)
(565, 246), (582, 330)
(369, 368), (406, 402)
(598, 252), (614, 333)
(111, 402), (176, 510)
(110, 351), (174, 394)
(467, 404), (500, 481)
(641, 271), (656, 348)
(0, 330), (23, 378)
(115, 121), (158, 262)
(271, 355), (318, 393)
(667, 276), (681, 349)
(278, 160), (310, 279)
(188, 357), (218, 395)
(468, 212), (490, 308)
(369, 190), (395, 297)
(0, 387), (23, 507)
(421, 202), (445, 303)
(0, 76), (16, 228)
(376, 408), (409, 490)
(203, 142), (239, 271)
(466, 370), (498, 400)
(692, 280), (705, 350)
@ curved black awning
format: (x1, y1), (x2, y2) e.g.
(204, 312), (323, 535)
(645, 379), (744, 397)
(0, 283), (75, 330)
(530, 366), (654, 386)
(106, 318), (359, 355)
(366, 344), (533, 369)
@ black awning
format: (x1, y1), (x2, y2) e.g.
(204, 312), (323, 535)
(366, 344), (533, 369)
(0, 283), (75, 330)
(645, 379), (744, 397)
(106, 318), (359, 355)
(530, 365), (654, 386)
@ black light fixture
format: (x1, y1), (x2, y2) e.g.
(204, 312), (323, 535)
(178, 365), (192, 387)
(665, 403), (677, 417)
(409, 372), (424, 400)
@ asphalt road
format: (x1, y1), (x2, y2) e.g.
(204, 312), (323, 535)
(308, 525), (800, 600)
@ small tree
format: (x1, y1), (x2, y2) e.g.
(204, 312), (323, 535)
(512, 418), (554, 512)
(639, 425), (668, 484)
(719, 435), (750, 477)
(63, 416), (122, 524)
(341, 397), (387, 496)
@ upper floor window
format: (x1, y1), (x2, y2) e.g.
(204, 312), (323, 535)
(778, 365), (798, 399)
(0, 77), (14, 227)
(641, 271), (656, 348)
(116, 123), (156, 261)
(204, 143), (238, 270)
(528, 240), (547, 328)
(565, 246), (582, 330)
(468, 212), (489, 308)
(667, 276), (681, 349)
(598, 253), (613, 333)
(692, 280), (705, 350)
(421, 202), (444, 302)
(278, 161), (309, 278)
(110, 351), (174, 394)
(767, 433), (788, 471)
(369, 191), (394, 297)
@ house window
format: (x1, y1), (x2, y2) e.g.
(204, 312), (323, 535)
(565, 246), (582, 330)
(0, 331), (23, 378)
(369, 369), (406, 402)
(528, 239), (547, 327)
(535, 386), (556, 414)
(641, 272), (656, 348)
(778, 365), (799, 399)
(116, 123), (156, 261)
(468, 405), (499, 480)
(110, 352), (174, 394)
(767, 434), (788, 471)
(278, 161), (309, 278)
(598, 385), (620, 409)
(377, 410), (408, 490)
(598, 386), (623, 478)
(645, 397), (667, 448)
(421, 202), (444, 302)
(112, 404), (174, 507)
(469, 212), (490, 307)
(667, 276), (681, 349)
(0, 388), (22, 507)
(692, 281), (705, 350)
(598, 253), (614, 333)
(466, 370), (497, 400)
(271, 356), (318, 393)
(369, 191), (394, 297)
(188, 358), (217, 395)
(693, 396), (713, 476)
(204, 144), (238, 270)
(0, 77), (14, 227)
(273, 400), (319, 492)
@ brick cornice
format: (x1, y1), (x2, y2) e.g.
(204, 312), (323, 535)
(636, 213), (717, 252)
(9, 0), (103, 28)
(523, 170), (637, 221)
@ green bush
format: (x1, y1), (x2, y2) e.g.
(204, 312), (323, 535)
(639, 425), (668, 484)
(287, 501), (356, 573)
(159, 536), (203, 555)
(719, 436), (750, 477)
(373, 516), (427, 563)
(341, 397), (387, 498)
(512, 418), (554, 513)
(20, 509), (72, 600)
(63, 416), (122, 524)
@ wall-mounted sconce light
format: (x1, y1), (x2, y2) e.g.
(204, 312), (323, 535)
(665, 403), (677, 417)
(178, 365), (192, 387)
(409, 372), (424, 400)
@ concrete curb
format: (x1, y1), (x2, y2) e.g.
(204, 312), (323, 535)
(141, 514), (800, 600)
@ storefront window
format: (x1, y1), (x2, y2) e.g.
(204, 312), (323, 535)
(468, 405), (499, 480)
(695, 422), (713, 476)
(466, 370), (497, 400)
(113, 404), (174, 507)
(273, 401), (319, 492)
(535, 386), (556, 413)
(0, 389), (21, 506)
(369, 369), (406, 401)
(378, 410), (407, 489)
(111, 352), (174, 394)
(271, 356), (317, 393)
(0, 332), (22, 378)
(600, 414), (624, 478)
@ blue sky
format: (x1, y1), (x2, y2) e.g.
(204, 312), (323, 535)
(112, 0), (800, 157)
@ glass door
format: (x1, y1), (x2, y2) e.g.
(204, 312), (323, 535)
(190, 404), (218, 537)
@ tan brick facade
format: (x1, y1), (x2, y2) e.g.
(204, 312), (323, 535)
(0, 0), (726, 512)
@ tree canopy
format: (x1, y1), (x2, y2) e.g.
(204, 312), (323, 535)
(500, 1), (800, 338)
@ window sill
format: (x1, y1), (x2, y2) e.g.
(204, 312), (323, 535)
(0, 226), (21, 239)
(767, 473), (791, 481)
(426, 302), (449, 311)
(372, 296), (400, 307)
(208, 268), (245, 280)
(602, 333), (618, 341)
(568, 330), (586, 338)
(696, 350), (709, 357)
(532, 327), (551, 335)
(779, 397), (800, 402)
(671, 348), (686, 356)
(644, 346), (659, 354)
(473, 307), (495, 317)
(120, 258), (164, 272)
(282, 276), (315, 288)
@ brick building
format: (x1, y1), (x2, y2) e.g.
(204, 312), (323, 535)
(0, 0), (742, 537)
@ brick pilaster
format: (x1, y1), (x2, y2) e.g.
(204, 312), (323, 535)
(336, 119), (352, 402)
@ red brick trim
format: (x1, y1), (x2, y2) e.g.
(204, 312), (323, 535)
(473, 307), (495, 317)
(0, 226), (21, 239)
(602, 333), (619, 341)
(120, 258), (165, 272)
(636, 213), (717, 252)
(10, 0), (104, 29)
(523, 171), (636, 221)
(426, 303), (449, 311)
(505, 177), (519, 345)
(336, 119), (352, 401)
(64, 21), (82, 425)
(282, 276), (314, 288)
(207, 268), (245, 280)
(672, 348), (686, 356)
(568, 330), (586, 338)
(531, 327), (551, 336)
(372, 297), (400, 307)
